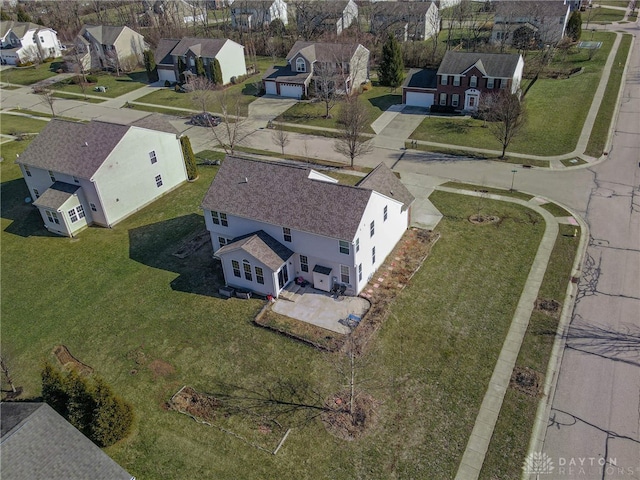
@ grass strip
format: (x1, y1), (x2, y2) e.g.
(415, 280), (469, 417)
(442, 181), (534, 201)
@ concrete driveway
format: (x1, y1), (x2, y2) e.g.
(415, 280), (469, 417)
(370, 106), (429, 150)
(247, 95), (298, 126)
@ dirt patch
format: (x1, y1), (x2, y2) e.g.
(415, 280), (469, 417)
(148, 359), (175, 379)
(126, 346), (148, 366)
(53, 345), (93, 375)
(510, 367), (543, 397)
(469, 214), (500, 225)
(2, 386), (23, 400)
(170, 386), (222, 423)
(321, 391), (378, 441)
(173, 229), (211, 259)
(535, 298), (561, 316)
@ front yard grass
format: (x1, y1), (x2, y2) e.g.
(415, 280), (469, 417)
(588, 6), (626, 23)
(51, 92), (107, 103)
(0, 113), (48, 135)
(51, 70), (148, 98)
(0, 60), (65, 85)
(1, 156), (547, 478)
(410, 32), (615, 156)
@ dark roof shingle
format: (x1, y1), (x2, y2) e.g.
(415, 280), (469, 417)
(32, 182), (81, 209)
(437, 51), (522, 78)
(357, 163), (415, 211)
(216, 230), (294, 270)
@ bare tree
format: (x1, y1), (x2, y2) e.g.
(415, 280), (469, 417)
(483, 91), (526, 159)
(313, 62), (339, 119)
(0, 354), (17, 394)
(65, 45), (89, 99)
(32, 86), (56, 117)
(209, 90), (252, 155)
(185, 75), (216, 113)
(334, 96), (373, 168)
(271, 124), (290, 156)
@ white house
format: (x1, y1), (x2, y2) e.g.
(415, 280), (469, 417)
(155, 37), (246, 85)
(73, 25), (146, 72)
(230, 0), (288, 30)
(295, 0), (358, 38)
(16, 116), (188, 237)
(492, 0), (571, 47)
(370, 2), (439, 42)
(201, 157), (415, 298)
(0, 21), (63, 65)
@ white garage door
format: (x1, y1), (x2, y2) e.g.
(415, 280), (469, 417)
(265, 81), (277, 95)
(405, 91), (434, 108)
(158, 68), (176, 83)
(279, 84), (303, 99)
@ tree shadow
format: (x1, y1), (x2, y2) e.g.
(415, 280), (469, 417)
(128, 214), (225, 298)
(1, 178), (56, 238)
(367, 94), (401, 112)
(433, 120), (473, 135)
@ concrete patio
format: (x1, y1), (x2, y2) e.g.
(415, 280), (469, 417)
(272, 287), (370, 335)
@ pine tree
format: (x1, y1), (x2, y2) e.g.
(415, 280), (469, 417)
(143, 50), (158, 83)
(41, 362), (69, 417)
(378, 34), (404, 89)
(64, 370), (94, 437)
(16, 5), (31, 22)
(212, 58), (223, 85)
(177, 57), (186, 83)
(91, 377), (134, 447)
(196, 57), (205, 77)
(180, 136), (198, 181)
(567, 11), (582, 42)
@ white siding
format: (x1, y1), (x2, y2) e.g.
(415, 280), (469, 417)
(219, 252), (279, 296)
(215, 40), (247, 85)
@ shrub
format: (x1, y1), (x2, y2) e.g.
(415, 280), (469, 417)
(361, 81), (372, 92)
(430, 104), (457, 114)
(180, 136), (198, 181)
(164, 79), (171, 87)
(230, 75), (238, 85)
(90, 377), (134, 447)
(85, 74), (98, 83)
(15, 60), (34, 67)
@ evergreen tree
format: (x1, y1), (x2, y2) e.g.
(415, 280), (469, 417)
(16, 5), (31, 22)
(91, 377), (134, 447)
(64, 370), (94, 437)
(0, 9), (10, 21)
(212, 58), (223, 85)
(196, 57), (205, 77)
(177, 57), (186, 83)
(180, 136), (198, 181)
(41, 362), (69, 417)
(567, 11), (582, 42)
(378, 34), (404, 88)
(143, 50), (158, 83)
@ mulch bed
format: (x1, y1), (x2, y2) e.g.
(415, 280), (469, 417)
(510, 367), (543, 397)
(469, 214), (500, 225)
(170, 386), (222, 423)
(53, 345), (93, 375)
(321, 391), (378, 441)
(534, 298), (561, 316)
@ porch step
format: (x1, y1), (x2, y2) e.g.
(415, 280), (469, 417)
(279, 283), (304, 302)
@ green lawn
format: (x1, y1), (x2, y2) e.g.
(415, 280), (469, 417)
(0, 114), (48, 135)
(585, 34), (632, 157)
(0, 60), (65, 85)
(2, 156), (547, 478)
(587, 6), (626, 23)
(410, 32), (615, 156)
(51, 71), (148, 98)
(52, 92), (107, 103)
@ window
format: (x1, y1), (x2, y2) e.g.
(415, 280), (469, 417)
(211, 211), (220, 224)
(372, 246), (376, 265)
(300, 255), (309, 272)
(39, 36), (45, 42)
(500, 79), (507, 89)
(439, 93), (447, 106)
(355, 237), (360, 252)
(283, 227), (292, 242)
(218, 237), (227, 249)
(370, 221), (375, 237)
(487, 78), (495, 89)
(255, 266), (264, 284)
(24, 165), (31, 177)
(470, 75), (478, 88)
(340, 265), (350, 284)
(68, 208), (78, 223)
(452, 94), (460, 107)
(149, 151), (157, 164)
(50, 211), (60, 224)
(155, 174), (163, 187)
(45, 211), (53, 223)
(296, 57), (306, 72)
(90, 203), (97, 212)
(358, 263), (362, 281)
(33, 188), (40, 198)
(76, 205), (85, 219)
(440, 74), (448, 85)
(383, 205), (388, 222)
(243, 260), (252, 281)
(339, 240), (350, 255)
(453, 76), (460, 86)
(220, 213), (228, 227)
(49, 170), (56, 182)
(232, 260), (241, 277)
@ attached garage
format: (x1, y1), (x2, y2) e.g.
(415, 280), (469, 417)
(264, 80), (277, 95)
(279, 84), (304, 99)
(405, 91), (434, 108)
(157, 67), (177, 83)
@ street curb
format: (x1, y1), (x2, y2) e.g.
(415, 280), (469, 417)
(523, 204), (590, 480)
(604, 32), (634, 156)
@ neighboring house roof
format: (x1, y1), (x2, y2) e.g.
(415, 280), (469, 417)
(16, 120), (130, 179)
(356, 163), (415, 211)
(403, 68), (438, 89)
(232, 0), (277, 10)
(301, 0), (350, 16)
(154, 38), (180, 65)
(130, 114), (180, 134)
(262, 64), (310, 84)
(170, 37), (232, 59)
(216, 230), (294, 270)
(437, 51), (522, 78)
(201, 157), (411, 241)
(32, 182), (81, 209)
(286, 41), (361, 64)
(79, 24), (134, 46)
(0, 21), (44, 39)
(372, 1), (434, 19)
(0, 402), (134, 480)
(495, 0), (569, 17)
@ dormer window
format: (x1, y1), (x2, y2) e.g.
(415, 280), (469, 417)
(296, 57), (306, 73)
(470, 76), (478, 88)
(453, 76), (460, 86)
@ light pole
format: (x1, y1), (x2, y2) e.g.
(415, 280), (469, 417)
(510, 169), (518, 192)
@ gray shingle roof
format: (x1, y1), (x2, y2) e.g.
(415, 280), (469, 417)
(0, 21), (46, 39)
(16, 119), (130, 179)
(437, 51), (522, 78)
(357, 163), (415, 211)
(154, 38), (180, 65)
(32, 182), (81, 210)
(170, 37), (233, 59)
(79, 24), (139, 46)
(372, 1), (434, 18)
(201, 157), (373, 241)
(403, 68), (437, 89)
(262, 64), (311, 84)
(286, 41), (361, 64)
(0, 402), (134, 480)
(216, 230), (294, 270)
(495, 0), (569, 17)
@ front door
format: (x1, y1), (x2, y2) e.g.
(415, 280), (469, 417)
(465, 89), (481, 111)
(277, 265), (289, 289)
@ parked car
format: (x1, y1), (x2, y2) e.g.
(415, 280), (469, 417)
(189, 113), (222, 127)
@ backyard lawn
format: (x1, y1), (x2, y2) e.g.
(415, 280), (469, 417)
(51, 70), (148, 98)
(410, 32), (616, 156)
(0, 60), (65, 85)
(1, 145), (550, 478)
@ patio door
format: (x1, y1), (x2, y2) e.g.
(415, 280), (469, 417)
(278, 265), (289, 289)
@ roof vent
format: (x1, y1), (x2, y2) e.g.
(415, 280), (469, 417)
(243, 177), (248, 183)
(83, 142), (88, 147)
